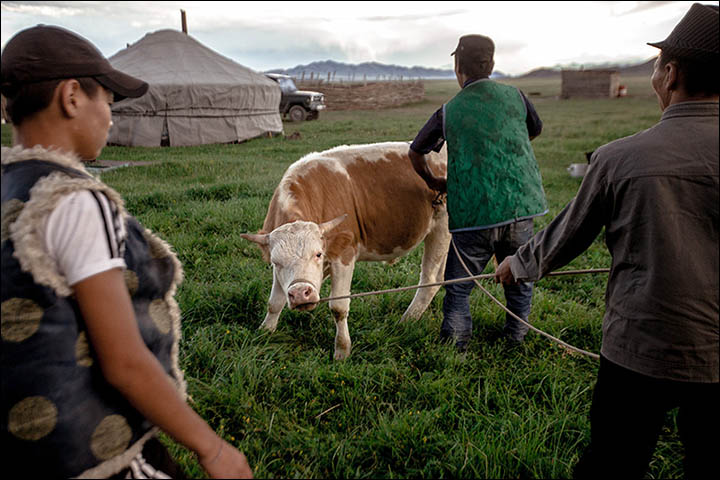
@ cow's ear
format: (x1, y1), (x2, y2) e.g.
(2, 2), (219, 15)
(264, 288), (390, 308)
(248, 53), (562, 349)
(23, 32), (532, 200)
(319, 214), (347, 235)
(240, 232), (269, 246)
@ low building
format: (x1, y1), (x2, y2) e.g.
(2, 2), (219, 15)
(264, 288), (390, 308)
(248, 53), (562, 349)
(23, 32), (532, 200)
(561, 69), (620, 99)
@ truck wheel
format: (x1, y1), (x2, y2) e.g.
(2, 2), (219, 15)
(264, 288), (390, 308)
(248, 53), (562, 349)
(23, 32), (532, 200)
(288, 105), (308, 122)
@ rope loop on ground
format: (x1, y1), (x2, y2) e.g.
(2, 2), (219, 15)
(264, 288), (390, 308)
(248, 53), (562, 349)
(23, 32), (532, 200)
(316, 240), (609, 361)
(449, 238), (601, 360)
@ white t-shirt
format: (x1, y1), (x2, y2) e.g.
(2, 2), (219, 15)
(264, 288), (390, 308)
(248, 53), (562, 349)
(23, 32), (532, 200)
(43, 190), (127, 286)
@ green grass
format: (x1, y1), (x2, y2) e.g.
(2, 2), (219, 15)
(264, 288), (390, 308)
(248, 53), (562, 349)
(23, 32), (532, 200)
(1, 75), (683, 479)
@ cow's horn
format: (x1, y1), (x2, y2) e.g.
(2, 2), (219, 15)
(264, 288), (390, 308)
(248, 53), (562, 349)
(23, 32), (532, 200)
(319, 214), (348, 234)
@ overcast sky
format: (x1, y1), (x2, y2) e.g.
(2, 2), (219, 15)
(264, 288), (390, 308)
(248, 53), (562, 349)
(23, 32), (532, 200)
(0, 1), (700, 76)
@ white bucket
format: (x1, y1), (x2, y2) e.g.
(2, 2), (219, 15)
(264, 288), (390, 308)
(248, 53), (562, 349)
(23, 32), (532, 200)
(567, 163), (588, 178)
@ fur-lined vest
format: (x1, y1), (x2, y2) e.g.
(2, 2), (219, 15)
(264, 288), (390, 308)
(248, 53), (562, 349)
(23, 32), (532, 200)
(1, 146), (186, 478)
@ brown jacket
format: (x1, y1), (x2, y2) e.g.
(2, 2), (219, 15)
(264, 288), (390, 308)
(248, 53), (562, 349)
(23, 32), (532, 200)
(510, 101), (719, 382)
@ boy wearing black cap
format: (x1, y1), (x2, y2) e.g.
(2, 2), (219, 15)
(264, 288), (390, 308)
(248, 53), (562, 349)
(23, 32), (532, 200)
(409, 34), (547, 351)
(496, 3), (719, 478)
(1, 25), (252, 478)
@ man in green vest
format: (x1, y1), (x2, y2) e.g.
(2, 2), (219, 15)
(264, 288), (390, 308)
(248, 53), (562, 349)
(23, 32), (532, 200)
(409, 34), (547, 351)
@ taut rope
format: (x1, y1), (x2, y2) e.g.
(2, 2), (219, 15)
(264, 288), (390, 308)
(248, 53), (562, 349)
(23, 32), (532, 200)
(316, 240), (608, 360)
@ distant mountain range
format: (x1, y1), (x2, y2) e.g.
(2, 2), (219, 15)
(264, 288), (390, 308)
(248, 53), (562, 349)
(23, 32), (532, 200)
(266, 57), (657, 80)
(266, 60), (456, 80)
(518, 57), (656, 78)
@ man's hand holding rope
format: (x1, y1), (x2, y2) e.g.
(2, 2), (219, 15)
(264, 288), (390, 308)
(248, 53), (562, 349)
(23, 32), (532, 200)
(495, 257), (516, 285)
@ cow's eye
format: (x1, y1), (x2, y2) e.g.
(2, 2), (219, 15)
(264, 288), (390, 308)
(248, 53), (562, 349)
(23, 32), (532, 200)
(316, 252), (323, 259)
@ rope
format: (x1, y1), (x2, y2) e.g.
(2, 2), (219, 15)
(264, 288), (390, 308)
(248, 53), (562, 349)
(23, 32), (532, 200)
(318, 268), (608, 303)
(449, 238), (601, 360)
(314, 241), (608, 361)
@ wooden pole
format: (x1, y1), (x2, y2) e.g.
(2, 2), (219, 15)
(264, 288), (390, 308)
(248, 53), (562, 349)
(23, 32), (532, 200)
(181, 9), (188, 34)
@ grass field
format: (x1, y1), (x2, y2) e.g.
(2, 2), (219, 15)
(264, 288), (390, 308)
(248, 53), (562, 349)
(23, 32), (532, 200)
(2, 75), (684, 478)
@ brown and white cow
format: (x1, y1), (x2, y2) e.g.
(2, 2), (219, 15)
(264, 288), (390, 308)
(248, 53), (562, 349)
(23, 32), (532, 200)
(240, 141), (449, 360)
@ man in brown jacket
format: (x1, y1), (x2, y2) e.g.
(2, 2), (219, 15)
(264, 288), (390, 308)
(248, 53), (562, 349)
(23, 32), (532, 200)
(495, 3), (718, 478)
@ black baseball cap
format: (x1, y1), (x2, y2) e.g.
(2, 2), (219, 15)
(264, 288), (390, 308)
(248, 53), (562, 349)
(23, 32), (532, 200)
(451, 34), (495, 63)
(647, 3), (719, 62)
(1, 25), (148, 100)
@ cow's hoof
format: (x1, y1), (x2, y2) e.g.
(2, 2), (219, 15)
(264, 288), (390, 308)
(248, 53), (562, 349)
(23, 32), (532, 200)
(399, 311), (420, 323)
(333, 349), (350, 361)
(259, 323), (277, 333)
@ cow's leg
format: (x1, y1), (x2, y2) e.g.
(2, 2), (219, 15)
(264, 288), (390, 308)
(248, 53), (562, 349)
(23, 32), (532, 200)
(401, 218), (451, 322)
(329, 260), (356, 360)
(259, 269), (286, 332)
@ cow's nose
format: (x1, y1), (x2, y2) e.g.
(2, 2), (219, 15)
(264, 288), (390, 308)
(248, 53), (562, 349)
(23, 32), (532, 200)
(288, 285), (312, 302)
(287, 283), (319, 310)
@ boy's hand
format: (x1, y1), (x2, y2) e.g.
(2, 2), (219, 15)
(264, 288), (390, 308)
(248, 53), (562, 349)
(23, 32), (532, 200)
(200, 439), (253, 479)
(426, 175), (447, 194)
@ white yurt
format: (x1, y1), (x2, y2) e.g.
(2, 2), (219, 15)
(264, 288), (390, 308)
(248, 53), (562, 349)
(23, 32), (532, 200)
(107, 29), (282, 147)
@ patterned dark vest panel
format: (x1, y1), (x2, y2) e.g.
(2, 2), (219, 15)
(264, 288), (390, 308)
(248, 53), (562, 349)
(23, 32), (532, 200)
(1, 160), (181, 477)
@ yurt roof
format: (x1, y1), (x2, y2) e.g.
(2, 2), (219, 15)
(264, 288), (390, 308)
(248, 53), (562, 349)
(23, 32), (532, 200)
(109, 29), (277, 89)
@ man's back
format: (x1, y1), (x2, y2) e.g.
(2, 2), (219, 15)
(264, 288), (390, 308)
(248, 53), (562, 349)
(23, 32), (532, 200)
(443, 79), (547, 231)
(594, 100), (718, 381)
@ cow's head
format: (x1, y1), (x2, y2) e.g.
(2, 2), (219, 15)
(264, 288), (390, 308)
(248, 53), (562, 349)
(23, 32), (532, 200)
(240, 215), (347, 311)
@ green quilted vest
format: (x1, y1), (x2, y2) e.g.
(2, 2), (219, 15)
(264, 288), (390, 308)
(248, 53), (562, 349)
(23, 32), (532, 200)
(444, 79), (547, 231)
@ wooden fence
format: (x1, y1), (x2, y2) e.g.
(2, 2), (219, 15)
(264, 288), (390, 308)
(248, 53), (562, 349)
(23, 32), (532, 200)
(296, 80), (425, 111)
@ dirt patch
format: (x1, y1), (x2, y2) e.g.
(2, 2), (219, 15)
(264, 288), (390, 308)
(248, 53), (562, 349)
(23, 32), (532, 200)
(297, 81), (425, 111)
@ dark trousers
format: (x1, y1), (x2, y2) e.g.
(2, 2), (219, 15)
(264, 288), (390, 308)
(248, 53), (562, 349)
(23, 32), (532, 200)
(574, 356), (720, 479)
(441, 220), (534, 348)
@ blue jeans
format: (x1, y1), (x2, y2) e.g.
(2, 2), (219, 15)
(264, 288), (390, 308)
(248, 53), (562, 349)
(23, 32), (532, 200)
(441, 220), (534, 348)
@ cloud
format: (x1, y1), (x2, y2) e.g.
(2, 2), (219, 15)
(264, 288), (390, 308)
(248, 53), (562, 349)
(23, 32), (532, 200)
(609, 1), (676, 16)
(362, 10), (468, 22)
(2, 0), (137, 18)
(1, 1), (699, 76)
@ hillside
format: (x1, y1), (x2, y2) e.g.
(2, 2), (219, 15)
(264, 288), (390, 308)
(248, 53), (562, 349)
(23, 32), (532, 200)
(518, 57), (656, 79)
(266, 57), (656, 81)
(618, 57), (656, 76)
